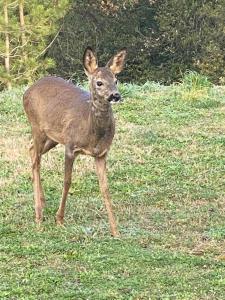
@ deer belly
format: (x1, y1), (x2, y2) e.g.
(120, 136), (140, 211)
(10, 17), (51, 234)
(75, 143), (109, 157)
(44, 129), (66, 145)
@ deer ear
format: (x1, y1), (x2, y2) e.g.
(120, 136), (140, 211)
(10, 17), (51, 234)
(83, 47), (98, 75)
(106, 48), (127, 74)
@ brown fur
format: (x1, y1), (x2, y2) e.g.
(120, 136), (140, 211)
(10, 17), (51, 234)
(23, 47), (127, 237)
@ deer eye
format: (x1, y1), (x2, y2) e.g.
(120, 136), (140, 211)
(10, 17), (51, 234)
(96, 81), (103, 86)
(115, 79), (118, 85)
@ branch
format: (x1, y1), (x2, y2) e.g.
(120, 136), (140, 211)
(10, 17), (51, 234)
(7, 1), (18, 9)
(35, 25), (62, 59)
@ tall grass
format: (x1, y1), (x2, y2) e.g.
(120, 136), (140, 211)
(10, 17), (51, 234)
(181, 71), (212, 90)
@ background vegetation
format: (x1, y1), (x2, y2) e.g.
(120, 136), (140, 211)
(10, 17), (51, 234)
(1, 0), (225, 89)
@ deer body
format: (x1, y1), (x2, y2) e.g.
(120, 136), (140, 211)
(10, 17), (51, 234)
(23, 48), (127, 237)
(24, 76), (115, 157)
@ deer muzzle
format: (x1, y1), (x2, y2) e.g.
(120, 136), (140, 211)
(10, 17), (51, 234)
(108, 93), (121, 103)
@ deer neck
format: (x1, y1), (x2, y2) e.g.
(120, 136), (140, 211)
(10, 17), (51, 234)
(89, 92), (113, 135)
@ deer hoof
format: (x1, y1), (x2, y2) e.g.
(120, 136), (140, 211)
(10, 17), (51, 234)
(35, 219), (44, 231)
(55, 215), (64, 226)
(111, 230), (120, 238)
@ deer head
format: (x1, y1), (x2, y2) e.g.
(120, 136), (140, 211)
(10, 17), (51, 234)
(83, 47), (127, 104)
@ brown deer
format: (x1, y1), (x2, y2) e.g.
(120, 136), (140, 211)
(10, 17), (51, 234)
(23, 47), (127, 237)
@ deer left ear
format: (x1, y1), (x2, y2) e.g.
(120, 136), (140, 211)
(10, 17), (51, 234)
(83, 47), (98, 76)
(106, 48), (127, 74)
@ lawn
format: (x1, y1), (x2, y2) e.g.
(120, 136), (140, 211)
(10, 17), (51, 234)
(1, 76), (225, 299)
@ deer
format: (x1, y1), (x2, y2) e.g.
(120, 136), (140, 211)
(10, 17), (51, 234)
(23, 47), (127, 237)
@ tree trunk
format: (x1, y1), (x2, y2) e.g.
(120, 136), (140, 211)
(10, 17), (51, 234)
(19, 0), (27, 60)
(3, 0), (11, 89)
(19, 0), (32, 83)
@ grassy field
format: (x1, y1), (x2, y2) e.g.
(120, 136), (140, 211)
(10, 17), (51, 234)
(1, 74), (225, 299)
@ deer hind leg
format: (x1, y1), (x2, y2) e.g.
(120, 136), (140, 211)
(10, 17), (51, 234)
(95, 155), (119, 237)
(29, 134), (46, 224)
(56, 146), (77, 225)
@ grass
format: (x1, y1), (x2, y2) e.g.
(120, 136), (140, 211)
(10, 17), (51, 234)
(1, 78), (225, 299)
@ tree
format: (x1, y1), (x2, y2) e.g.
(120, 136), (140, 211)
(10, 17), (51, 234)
(0, 0), (70, 89)
(155, 0), (225, 83)
(1, 0), (11, 89)
(47, 0), (158, 83)
(18, 0), (27, 62)
(1, 0), (224, 87)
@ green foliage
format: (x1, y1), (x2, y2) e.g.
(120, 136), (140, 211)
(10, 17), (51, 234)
(181, 71), (212, 90)
(155, 0), (225, 83)
(0, 0), (70, 89)
(174, 71), (213, 101)
(47, 0), (158, 83)
(48, 0), (225, 84)
(1, 0), (225, 87)
(118, 81), (163, 98)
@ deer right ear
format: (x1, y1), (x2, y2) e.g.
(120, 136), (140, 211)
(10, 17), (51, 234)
(83, 47), (98, 76)
(106, 48), (127, 74)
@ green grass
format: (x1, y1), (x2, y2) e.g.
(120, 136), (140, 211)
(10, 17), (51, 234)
(1, 81), (225, 299)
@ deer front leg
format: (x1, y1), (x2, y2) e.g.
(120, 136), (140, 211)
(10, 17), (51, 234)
(56, 147), (77, 225)
(29, 141), (45, 224)
(95, 155), (119, 237)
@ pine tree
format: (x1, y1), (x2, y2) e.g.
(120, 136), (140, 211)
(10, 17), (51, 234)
(0, 0), (12, 89)
(0, 0), (70, 89)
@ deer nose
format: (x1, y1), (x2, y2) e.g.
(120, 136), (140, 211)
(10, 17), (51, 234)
(113, 93), (121, 101)
(109, 93), (121, 102)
